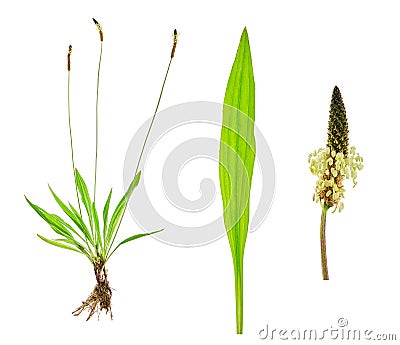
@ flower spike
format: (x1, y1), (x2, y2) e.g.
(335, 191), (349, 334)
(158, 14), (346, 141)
(309, 86), (364, 280)
(92, 18), (103, 41)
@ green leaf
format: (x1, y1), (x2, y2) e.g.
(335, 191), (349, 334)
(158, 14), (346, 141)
(92, 202), (101, 249)
(52, 213), (87, 244)
(75, 169), (94, 235)
(103, 189), (112, 242)
(56, 238), (92, 260)
(107, 229), (162, 260)
(106, 171), (141, 247)
(49, 185), (79, 223)
(48, 185), (92, 244)
(218, 27), (255, 334)
(25, 196), (74, 239)
(26, 195), (94, 258)
(49, 185), (87, 232)
(37, 234), (82, 254)
(68, 202), (94, 246)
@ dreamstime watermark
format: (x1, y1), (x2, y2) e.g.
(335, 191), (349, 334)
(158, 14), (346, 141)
(123, 101), (275, 247)
(259, 318), (397, 341)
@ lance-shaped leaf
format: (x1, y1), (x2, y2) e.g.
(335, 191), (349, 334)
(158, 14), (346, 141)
(48, 185), (94, 246)
(102, 189), (112, 243)
(74, 169), (95, 237)
(219, 27), (255, 334)
(107, 229), (163, 260)
(37, 234), (83, 254)
(106, 171), (141, 251)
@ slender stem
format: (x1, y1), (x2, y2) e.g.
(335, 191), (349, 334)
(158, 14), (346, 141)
(234, 257), (244, 334)
(94, 41), (103, 205)
(320, 205), (329, 280)
(106, 57), (174, 259)
(67, 68), (82, 217)
(133, 58), (172, 177)
(67, 47), (92, 255)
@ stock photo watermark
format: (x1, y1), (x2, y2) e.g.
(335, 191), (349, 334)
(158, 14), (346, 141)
(259, 318), (397, 341)
(123, 101), (275, 247)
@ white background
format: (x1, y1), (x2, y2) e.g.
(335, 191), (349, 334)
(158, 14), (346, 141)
(1, 0), (400, 344)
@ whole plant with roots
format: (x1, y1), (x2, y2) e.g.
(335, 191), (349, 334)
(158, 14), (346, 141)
(308, 86), (363, 280)
(25, 19), (178, 320)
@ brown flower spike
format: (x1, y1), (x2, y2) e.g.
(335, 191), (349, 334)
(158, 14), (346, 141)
(67, 45), (72, 71)
(92, 18), (103, 41)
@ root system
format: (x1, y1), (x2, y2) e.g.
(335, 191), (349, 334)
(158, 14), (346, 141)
(72, 262), (112, 321)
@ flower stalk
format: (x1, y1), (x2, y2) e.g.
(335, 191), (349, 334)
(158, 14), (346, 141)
(93, 18), (103, 205)
(67, 45), (82, 217)
(133, 29), (178, 178)
(320, 204), (329, 280)
(107, 29), (179, 257)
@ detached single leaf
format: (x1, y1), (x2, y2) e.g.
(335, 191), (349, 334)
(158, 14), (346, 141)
(218, 27), (255, 334)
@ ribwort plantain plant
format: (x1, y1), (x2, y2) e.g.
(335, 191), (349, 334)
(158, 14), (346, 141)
(25, 19), (179, 320)
(308, 86), (363, 280)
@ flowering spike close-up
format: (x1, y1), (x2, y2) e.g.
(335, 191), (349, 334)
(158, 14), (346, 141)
(171, 29), (178, 58)
(309, 86), (363, 210)
(308, 86), (364, 280)
(92, 18), (103, 41)
(67, 45), (72, 71)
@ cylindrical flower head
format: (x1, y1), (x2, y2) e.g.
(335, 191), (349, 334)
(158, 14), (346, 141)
(327, 86), (349, 158)
(67, 45), (72, 71)
(309, 86), (363, 211)
(92, 18), (103, 41)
